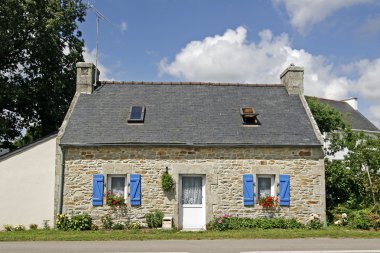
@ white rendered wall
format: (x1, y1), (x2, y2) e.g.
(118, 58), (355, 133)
(0, 137), (55, 229)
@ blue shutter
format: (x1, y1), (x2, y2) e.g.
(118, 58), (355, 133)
(92, 174), (104, 206)
(243, 174), (254, 206)
(130, 174), (141, 206)
(279, 174), (290, 206)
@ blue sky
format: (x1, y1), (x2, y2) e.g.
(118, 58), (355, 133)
(79, 0), (380, 128)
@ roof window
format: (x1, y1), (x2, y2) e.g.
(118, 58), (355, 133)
(128, 106), (145, 123)
(240, 107), (260, 125)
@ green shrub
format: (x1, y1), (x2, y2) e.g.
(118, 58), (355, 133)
(306, 219), (323, 229)
(43, 220), (50, 230)
(101, 214), (113, 230)
(69, 213), (92, 231)
(14, 224), (26, 231)
(3, 224), (13, 231)
(369, 205), (380, 230)
(145, 210), (164, 228)
(56, 214), (71, 230)
(29, 224), (38, 230)
(349, 209), (371, 230)
(208, 215), (305, 231)
(112, 222), (125, 230)
(128, 222), (141, 230)
(161, 171), (174, 191)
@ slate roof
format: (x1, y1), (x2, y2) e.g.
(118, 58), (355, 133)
(61, 82), (322, 147)
(314, 97), (379, 132)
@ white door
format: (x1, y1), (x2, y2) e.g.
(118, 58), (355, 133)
(180, 175), (206, 230)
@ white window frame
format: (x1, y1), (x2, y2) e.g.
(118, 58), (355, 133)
(107, 174), (128, 201)
(256, 174), (275, 202)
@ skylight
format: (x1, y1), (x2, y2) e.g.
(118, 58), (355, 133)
(128, 106), (145, 123)
(240, 107), (260, 125)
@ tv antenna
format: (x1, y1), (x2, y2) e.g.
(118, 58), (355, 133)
(87, 2), (113, 83)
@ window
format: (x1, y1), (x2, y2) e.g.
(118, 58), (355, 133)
(257, 175), (275, 200)
(92, 173), (141, 207)
(243, 174), (290, 207)
(182, 176), (203, 205)
(107, 175), (127, 199)
(128, 106), (146, 123)
(240, 107), (260, 125)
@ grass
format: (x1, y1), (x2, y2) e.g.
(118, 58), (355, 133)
(1, 227), (380, 241)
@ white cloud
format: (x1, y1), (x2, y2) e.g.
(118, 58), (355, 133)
(353, 58), (380, 100)
(159, 26), (350, 98)
(83, 47), (111, 80)
(273, 0), (375, 34)
(120, 21), (128, 32)
(368, 105), (380, 128)
(159, 26), (380, 128)
(359, 15), (380, 36)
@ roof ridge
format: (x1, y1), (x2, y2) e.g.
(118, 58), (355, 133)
(98, 81), (284, 87)
(306, 96), (345, 103)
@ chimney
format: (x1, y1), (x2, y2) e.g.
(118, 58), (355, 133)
(341, 97), (358, 110)
(280, 64), (304, 95)
(76, 62), (100, 94)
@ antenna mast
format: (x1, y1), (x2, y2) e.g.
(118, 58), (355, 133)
(87, 2), (112, 84)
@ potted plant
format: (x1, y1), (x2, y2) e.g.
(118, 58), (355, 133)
(161, 167), (174, 192)
(106, 192), (126, 207)
(259, 195), (279, 209)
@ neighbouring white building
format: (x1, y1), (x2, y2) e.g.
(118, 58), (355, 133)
(0, 134), (56, 229)
(310, 97), (380, 160)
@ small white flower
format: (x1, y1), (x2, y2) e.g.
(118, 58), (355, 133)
(342, 213), (347, 219)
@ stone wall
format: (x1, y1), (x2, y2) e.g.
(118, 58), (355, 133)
(62, 146), (325, 228)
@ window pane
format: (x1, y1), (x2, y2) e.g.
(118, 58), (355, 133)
(130, 106), (142, 119)
(182, 177), (202, 204)
(258, 177), (271, 198)
(111, 177), (125, 196)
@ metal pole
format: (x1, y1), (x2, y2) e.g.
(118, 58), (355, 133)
(95, 14), (100, 85)
(365, 164), (376, 205)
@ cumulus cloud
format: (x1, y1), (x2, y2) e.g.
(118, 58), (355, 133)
(159, 26), (350, 98)
(159, 26), (380, 128)
(120, 21), (128, 32)
(83, 47), (111, 80)
(273, 0), (375, 34)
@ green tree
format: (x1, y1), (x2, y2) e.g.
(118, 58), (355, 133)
(306, 98), (380, 210)
(325, 159), (362, 209)
(330, 129), (380, 207)
(306, 97), (347, 133)
(0, 0), (86, 149)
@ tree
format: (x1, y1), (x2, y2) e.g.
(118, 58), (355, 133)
(330, 129), (380, 207)
(306, 97), (347, 133)
(324, 159), (362, 209)
(0, 0), (86, 149)
(307, 98), (380, 210)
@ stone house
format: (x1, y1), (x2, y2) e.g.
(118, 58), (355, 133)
(55, 63), (325, 230)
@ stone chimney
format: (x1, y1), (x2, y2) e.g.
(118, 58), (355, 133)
(76, 62), (100, 94)
(280, 64), (304, 95)
(341, 97), (358, 110)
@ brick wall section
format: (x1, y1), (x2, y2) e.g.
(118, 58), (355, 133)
(62, 146), (325, 228)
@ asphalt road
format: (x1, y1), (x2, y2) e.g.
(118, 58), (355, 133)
(1, 239), (380, 253)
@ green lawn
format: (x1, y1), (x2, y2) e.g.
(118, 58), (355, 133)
(0, 227), (379, 241)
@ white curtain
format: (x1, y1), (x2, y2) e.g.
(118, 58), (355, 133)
(258, 177), (271, 198)
(182, 177), (202, 204)
(111, 177), (125, 196)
